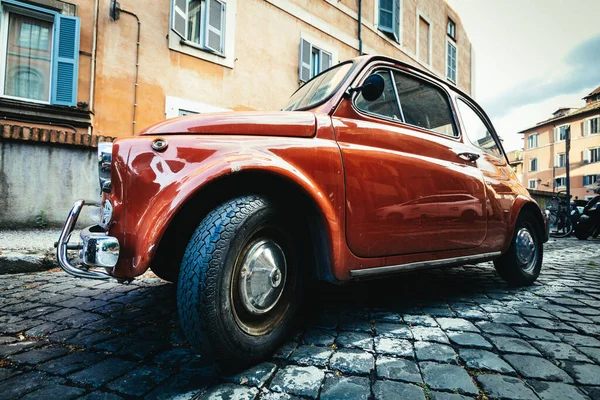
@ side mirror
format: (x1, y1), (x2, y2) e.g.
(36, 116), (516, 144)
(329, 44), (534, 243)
(346, 74), (385, 101)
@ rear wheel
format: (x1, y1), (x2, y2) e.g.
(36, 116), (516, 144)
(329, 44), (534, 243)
(177, 195), (301, 364)
(494, 211), (543, 286)
(548, 210), (573, 238)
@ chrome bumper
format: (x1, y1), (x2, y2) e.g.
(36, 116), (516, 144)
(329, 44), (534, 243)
(56, 200), (120, 280)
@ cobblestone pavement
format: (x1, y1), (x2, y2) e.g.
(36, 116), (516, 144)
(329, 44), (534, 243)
(1, 238), (599, 400)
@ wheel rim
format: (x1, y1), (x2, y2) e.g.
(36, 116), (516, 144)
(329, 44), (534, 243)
(231, 234), (294, 336)
(238, 239), (287, 315)
(515, 227), (536, 273)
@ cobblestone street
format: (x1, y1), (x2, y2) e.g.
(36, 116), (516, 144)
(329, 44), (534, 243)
(1, 238), (599, 399)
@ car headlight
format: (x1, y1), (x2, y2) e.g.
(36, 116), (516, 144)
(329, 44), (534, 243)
(98, 142), (113, 193)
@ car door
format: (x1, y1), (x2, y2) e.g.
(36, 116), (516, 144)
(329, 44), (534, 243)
(333, 66), (487, 258)
(455, 97), (516, 244)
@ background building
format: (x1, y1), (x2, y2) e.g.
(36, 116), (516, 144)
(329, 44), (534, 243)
(0, 0), (474, 227)
(521, 86), (600, 201)
(506, 149), (523, 185)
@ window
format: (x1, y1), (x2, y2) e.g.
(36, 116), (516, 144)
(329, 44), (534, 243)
(299, 38), (332, 82)
(583, 174), (598, 186)
(354, 69), (457, 137)
(584, 148), (600, 163)
(378, 0), (400, 42)
(0, 2), (80, 106)
(447, 18), (456, 40)
(555, 177), (567, 187)
(172, 0), (226, 54)
(417, 15), (431, 66)
(584, 117), (600, 136)
(446, 40), (457, 83)
(528, 179), (537, 190)
(529, 158), (538, 172)
(456, 99), (502, 157)
(554, 153), (566, 167)
(527, 133), (538, 149)
(355, 70), (401, 121)
(554, 125), (569, 142)
(165, 95), (230, 118)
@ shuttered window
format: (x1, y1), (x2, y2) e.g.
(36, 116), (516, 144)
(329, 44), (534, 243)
(554, 125), (568, 142)
(446, 40), (457, 83)
(0, 1), (80, 106)
(378, 0), (400, 42)
(298, 38), (332, 82)
(171, 0), (226, 54)
(584, 117), (600, 136)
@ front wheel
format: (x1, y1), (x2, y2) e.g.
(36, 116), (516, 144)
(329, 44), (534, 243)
(494, 211), (543, 286)
(177, 195), (301, 364)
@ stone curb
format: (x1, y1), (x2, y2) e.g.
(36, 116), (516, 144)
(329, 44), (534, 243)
(0, 251), (57, 274)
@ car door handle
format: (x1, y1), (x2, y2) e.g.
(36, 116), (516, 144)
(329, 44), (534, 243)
(457, 152), (480, 162)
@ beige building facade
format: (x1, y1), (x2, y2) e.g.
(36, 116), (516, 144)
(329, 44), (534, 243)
(521, 87), (600, 201)
(1, 0), (474, 138)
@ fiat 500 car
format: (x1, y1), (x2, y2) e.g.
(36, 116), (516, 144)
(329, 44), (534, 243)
(57, 55), (549, 364)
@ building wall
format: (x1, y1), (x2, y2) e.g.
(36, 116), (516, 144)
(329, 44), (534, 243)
(0, 139), (98, 228)
(522, 111), (600, 200)
(88, 0), (473, 137)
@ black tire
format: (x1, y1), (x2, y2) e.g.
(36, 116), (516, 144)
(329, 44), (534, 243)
(548, 210), (573, 238)
(177, 195), (301, 364)
(494, 211), (543, 286)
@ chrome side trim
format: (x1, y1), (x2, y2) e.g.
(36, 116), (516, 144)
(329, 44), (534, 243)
(57, 200), (114, 280)
(349, 251), (502, 278)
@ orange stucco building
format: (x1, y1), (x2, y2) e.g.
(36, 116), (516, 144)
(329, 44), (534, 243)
(521, 86), (600, 201)
(1, 0), (474, 138)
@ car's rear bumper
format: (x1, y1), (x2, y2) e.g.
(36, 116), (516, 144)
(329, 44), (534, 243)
(56, 200), (120, 280)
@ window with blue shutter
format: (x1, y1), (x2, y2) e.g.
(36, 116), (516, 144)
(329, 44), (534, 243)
(378, 0), (400, 42)
(52, 15), (80, 106)
(0, 0), (80, 107)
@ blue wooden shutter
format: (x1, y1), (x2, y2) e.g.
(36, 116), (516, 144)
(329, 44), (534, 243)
(379, 0), (394, 34)
(51, 14), (80, 106)
(392, 0), (400, 41)
(299, 38), (311, 82)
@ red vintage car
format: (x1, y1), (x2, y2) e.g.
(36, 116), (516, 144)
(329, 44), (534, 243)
(57, 55), (549, 364)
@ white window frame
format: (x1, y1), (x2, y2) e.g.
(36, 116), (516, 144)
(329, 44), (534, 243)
(554, 152), (566, 168)
(555, 177), (566, 188)
(165, 95), (231, 119)
(527, 133), (538, 149)
(446, 38), (457, 84)
(554, 124), (569, 142)
(415, 10), (432, 68)
(168, 0), (236, 69)
(529, 157), (537, 172)
(528, 179), (537, 190)
(584, 116), (600, 136)
(588, 147), (600, 163)
(0, 3), (55, 104)
(374, 0), (403, 44)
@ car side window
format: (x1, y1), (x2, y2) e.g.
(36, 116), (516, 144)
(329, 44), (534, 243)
(355, 70), (401, 121)
(456, 99), (503, 157)
(392, 71), (457, 137)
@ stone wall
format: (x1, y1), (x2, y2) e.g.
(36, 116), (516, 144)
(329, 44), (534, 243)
(0, 124), (114, 229)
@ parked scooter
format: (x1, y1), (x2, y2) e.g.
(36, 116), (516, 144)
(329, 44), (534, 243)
(574, 194), (600, 240)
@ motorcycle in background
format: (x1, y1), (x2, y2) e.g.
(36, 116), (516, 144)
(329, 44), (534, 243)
(574, 194), (600, 240)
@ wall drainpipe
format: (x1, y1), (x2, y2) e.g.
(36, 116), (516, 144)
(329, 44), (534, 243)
(111, 4), (141, 135)
(358, 0), (363, 55)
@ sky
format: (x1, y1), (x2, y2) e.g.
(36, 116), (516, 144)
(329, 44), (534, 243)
(447, 0), (600, 151)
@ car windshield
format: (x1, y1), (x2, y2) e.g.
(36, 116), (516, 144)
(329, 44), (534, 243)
(283, 62), (354, 111)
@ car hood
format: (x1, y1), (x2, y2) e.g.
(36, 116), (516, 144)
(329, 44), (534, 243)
(138, 111), (317, 138)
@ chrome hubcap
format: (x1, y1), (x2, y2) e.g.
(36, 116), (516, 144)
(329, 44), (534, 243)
(238, 239), (287, 315)
(516, 228), (536, 267)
